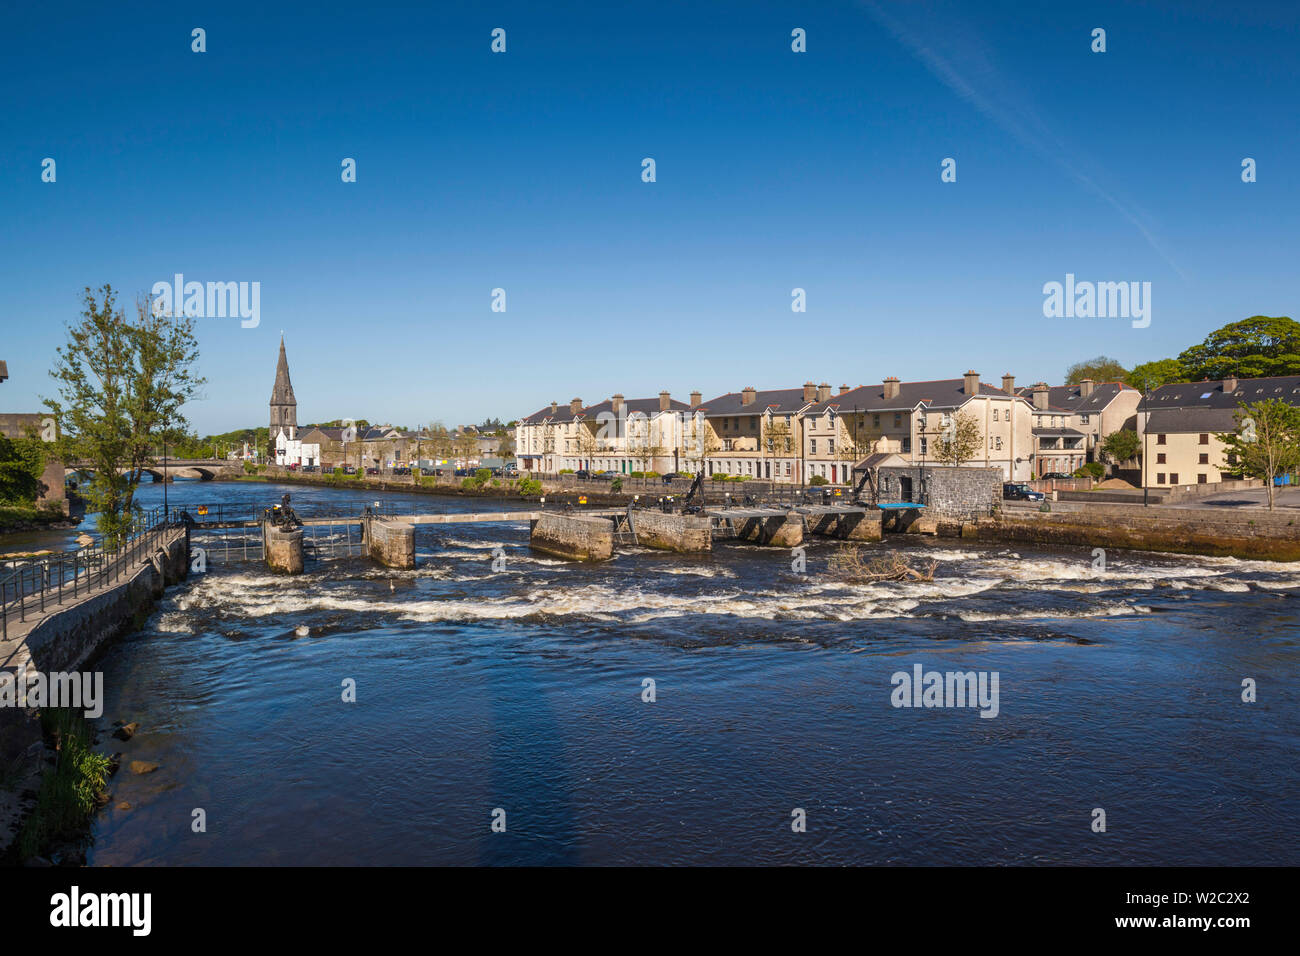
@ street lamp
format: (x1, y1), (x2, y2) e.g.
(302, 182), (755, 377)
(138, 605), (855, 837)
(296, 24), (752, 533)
(1142, 380), (1151, 507)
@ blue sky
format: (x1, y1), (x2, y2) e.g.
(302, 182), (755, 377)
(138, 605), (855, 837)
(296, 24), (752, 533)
(2, 0), (1297, 434)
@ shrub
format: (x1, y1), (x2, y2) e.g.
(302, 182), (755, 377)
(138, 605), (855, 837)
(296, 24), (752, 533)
(517, 477), (542, 496)
(711, 473), (729, 482)
(809, 475), (828, 486)
(558, 468), (574, 474)
(610, 477), (623, 493)
(475, 468), (491, 482)
(1075, 462), (1105, 480)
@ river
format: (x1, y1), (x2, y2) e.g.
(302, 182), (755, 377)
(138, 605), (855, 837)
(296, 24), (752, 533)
(80, 479), (1299, 865)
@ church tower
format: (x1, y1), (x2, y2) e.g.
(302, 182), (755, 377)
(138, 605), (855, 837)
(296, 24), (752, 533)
(269, 334), (297, 442)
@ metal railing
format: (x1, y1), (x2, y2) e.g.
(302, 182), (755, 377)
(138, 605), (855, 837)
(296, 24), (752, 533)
(1, 507), (183, 640)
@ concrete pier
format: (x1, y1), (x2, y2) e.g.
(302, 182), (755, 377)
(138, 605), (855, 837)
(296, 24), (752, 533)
(631, 510), (712, 553)
(263, 522), (305, 573)
(363, 516), (416, 569)
(529, 512), (614, 562)
(735, 511), (804, 548)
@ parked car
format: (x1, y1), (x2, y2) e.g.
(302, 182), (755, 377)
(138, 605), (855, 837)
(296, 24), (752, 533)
(660, 472), (683, 484)
(574, 470), (592, 479)
(302, 465), (318, 473)
(1041, 472), (1073, 480)
(592, 470), (616, 481)
(1003, 482), (1045, 502)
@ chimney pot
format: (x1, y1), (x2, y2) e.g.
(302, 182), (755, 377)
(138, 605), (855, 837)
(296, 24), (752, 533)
(741, 387), (757, 406)
(570, 397), (583, 416)
(1080, 378), (1095, 398)
(659, 390), (671, 412)
(803, 381), (817, 403)
(550, 401), (557, 416)
(839, 384), (850, 394)
(1001, 373), (1015, 394)
(690, 390), (702, 408)
(1223, 375), (1238, 393)
(817, 382), (832, 402)
(883, 376), (901, 401)
(1032, 382), (1050, 411)
(964, 370), (980, 396)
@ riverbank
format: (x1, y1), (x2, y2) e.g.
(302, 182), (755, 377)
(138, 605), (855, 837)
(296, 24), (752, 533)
(0, 503), (80, 538)
(0, 526), (189, 863)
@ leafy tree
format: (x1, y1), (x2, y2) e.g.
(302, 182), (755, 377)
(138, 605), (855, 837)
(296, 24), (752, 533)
(43, 286), (204, 544)
(1065, 355), (1129, 385)
(1100, 429), (1141, 464)
(1178, 316), (1300, 381)
(1217, 398), (1300, 510)
(0, 435), (45, 504)
(1128, 358), (1187, 389)
(933, 411), (982, 466)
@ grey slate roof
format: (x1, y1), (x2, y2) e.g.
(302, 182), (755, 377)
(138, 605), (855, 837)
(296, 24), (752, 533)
(696, 388), (813, 417)
(1016, 382), (1135, 414)
(808, 379), (1020, 415)
(1145, 407), (1241, 433)
(1149, 375), (1300, 409)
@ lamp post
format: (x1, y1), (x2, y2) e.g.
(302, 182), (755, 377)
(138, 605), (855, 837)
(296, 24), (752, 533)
(1142, 379), (1151, 507)
(162, 436), (169, 518)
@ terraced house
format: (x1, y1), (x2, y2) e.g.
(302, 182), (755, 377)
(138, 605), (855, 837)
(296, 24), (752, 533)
(806, 372), (1035, 482)
(692, 383), (820, 482)
(1138, 374), (1300, 489)
(515, 393), (694, 474)
(1018, 379), (1141, 476)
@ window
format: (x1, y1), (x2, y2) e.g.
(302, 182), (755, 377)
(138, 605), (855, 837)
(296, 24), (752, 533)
(902, 437), (911, 453)
(1157, 453), (1166, 464)
(873, 414), (880, 427)
(1157, 473), (1166, 484)
(1198, 453), (1209, 465)
(1170, 473), (1179, 484)
(827, 439), (835, 454)
(920, 437), (928, 455)
(995, 437), (1003, 451)
(1157, 434), (1167, 445)
(1080, 414), (1090, 424)
(1198, 474), (1207, 484)
(1199, 433), (1209, 445)
(992, 409), (999, 422)
(893, 413), (902, 427)
(810, 438), (817, 454)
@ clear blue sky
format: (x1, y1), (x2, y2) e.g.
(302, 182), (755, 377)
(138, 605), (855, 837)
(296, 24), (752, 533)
(2, 0), (1296, 434)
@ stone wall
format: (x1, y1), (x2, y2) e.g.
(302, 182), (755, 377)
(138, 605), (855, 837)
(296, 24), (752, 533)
(19, 528), (190, 674)
(877, 466), (1001, 520)
(263, 524), (304, 573)
(363, 517), (416, 568)
(987, 507), (1300, 561)
(630, 509), (712, 553)
(529, 513), (614, 561)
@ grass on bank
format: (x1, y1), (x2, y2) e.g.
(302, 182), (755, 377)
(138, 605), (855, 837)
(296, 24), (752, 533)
(15, 708), (112, 862)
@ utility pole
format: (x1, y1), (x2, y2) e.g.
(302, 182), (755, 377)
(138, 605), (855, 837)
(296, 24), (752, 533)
(1142, 379), (1151, 508)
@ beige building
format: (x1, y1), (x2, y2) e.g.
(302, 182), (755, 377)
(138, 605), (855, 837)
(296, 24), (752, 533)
(693, 384), (819, 482)
(1018, 379), (1141, 476)
(807, 372), (1035, 483)
(515, 393), (695, 474)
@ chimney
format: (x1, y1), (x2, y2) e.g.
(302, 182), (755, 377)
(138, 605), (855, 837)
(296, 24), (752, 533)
(690, 390), (702, 408)
(839, 383), (850, 394)
(883, 376), (901, 401)
(1032, 382), (1050, 411)
(741, 387), (757, 406)
(569, 397), (583, 416)
(963, 370), (980, 396)
(817, 382), (832, 403)
(550, 401), (557, 416)
(1080, 378), (1095, 398)
(612, 393), (625, 413)
(1223, 375), (1238, 393)
(803, 381), (817, 403)
(659, 390), (671, 412)
(1001, 373), (1015, 394)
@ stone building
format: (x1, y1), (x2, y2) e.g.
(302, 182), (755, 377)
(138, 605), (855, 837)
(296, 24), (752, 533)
(269, 335), (298, 450)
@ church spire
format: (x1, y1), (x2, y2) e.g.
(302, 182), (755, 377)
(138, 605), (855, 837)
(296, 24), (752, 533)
(269, 335), (297, 439)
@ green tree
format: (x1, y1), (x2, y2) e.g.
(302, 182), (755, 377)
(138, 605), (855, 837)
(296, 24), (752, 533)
(933, 411), (982, 466)
(1100, 429), (1141, 465)
(43, 286), (204, 544)
(1065, 355), (1129, 385)
(1217, 398), (1300, 511)
(1178, 316), (1300, 381)
(0, 435), (45, 503)
(1128, 358), (1187, 389)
